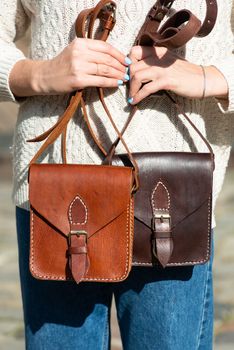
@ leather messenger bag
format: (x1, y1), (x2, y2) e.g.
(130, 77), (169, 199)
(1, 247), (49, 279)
(87, 90), (214, 269)
(79, 0), (217, 268)
(111, 97), (214, 268)
(28, 90), (139, 284)
(27, 2), (140, 284)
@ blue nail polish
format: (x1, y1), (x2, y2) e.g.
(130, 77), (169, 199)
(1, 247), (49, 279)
(124, 74), (130, 81)
(118, 80), (124, 86)
(125, 57), (132, 65)
(128, 97), (134, 104)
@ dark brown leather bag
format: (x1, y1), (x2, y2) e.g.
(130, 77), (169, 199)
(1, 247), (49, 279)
(78, 0), (217, 268)
(89, 91), (215, 268)
(111, 110), (214, 268)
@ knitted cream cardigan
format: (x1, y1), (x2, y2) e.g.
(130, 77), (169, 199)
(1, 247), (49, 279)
(0, 0), (234, 227)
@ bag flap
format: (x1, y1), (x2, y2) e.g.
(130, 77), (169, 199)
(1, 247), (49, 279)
(113, 152), (213, 228)
(29, 164), (133, 236)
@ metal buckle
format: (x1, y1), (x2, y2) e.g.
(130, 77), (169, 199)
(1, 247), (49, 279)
(149, 5), (168, 22)
(152, 212), (171, 230)
(164, 1), (174, 10)
(105, 2), (117, 21)
(68, 230), (88, 245)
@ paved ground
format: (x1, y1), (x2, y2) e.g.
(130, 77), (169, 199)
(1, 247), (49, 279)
(0, 164), (234, 349)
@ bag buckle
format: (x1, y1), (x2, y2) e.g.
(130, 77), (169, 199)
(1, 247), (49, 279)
(152, 212), (171, 230)
(68, 230), (88, 245)
(149, 1), (173, 22)
(99, 3), (116, 32)
(106, 3), (116, 21)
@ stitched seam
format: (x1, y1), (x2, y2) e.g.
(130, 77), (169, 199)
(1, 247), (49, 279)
(102, 302), (111, 350)
(196, 258), (212, 349)
(151, 180), (171, 212)
(30, 200), (132, 282)
(69, 195), (88, 225)
(133, 196), (212, 266)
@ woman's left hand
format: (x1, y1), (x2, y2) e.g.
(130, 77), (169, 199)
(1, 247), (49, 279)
(128, 46), (228, 104)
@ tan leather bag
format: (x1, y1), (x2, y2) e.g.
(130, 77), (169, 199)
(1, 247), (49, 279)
(29, 162), (135, 284)
(27, 11), (140, 283)
(27, 1), (139, 285)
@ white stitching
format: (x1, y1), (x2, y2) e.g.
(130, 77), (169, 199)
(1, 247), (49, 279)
(151, 180), (171, 212)
(30, 198), (133, 282)
(133, 196), (212, 266)
(68, 195), (88, 225)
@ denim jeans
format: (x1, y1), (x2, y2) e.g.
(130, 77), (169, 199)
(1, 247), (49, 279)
(16, 206), (213, 350)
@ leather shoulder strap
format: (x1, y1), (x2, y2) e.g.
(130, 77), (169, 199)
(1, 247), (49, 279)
(136, 0), (218, 47)
(197, 0), (218, 37)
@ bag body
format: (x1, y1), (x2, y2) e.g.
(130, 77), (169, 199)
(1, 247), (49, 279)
(29, 163), (134, 283)
(112, 152), (213, 267)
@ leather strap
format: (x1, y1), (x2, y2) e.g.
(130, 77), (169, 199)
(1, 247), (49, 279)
(151, 182), (173, 267)
(29, 0), (139, 192)
(76, 0), (215, 162)
(197, 0), (218, 37)
(136, 0), (218, 48)
(67, 196), (90, 284)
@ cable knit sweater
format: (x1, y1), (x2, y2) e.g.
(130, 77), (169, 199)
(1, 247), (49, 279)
(0, 0), (234, 227)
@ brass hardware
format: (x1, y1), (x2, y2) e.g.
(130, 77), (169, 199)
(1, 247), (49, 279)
(151, 212), (171, 230)
(105, 2), (117, 21)
(155, 12), (164, 21)
(68, 230), (88, 244)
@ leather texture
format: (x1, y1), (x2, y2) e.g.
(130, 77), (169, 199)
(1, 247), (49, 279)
(112, 152), (213, 267)
(29, 164), (134, 283)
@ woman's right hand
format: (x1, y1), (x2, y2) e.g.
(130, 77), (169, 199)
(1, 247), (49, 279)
(9, 38), (130, 98)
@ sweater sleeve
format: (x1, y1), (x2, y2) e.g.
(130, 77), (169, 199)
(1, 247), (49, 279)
(211, 55), (234, 114)
(0, 0), (30, 103)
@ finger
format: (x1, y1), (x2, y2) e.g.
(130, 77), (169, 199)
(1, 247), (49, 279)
(74, 74), (125, 89)
(86, 39), (129, 66)
(129, 68), (158, 98)
(86, 62), (129, 81)
(130, 59), (152, 77)
(86, 50), (127, 74)
(130, 80), (165, 105)
(129, 45), (155, 62)
(129, 45), (168, 62)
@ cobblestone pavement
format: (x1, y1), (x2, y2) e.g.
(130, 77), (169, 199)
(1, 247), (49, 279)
(0, 168), (234, 350)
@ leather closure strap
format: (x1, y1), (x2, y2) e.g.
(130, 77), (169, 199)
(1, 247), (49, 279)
(151, 181), (173, 267)
(67, 233), (90, 284)
(151, 212), (173, 268)
(67, 195), (90, 284)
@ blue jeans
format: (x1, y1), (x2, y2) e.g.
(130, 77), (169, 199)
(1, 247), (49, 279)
(16, 207), (213, 350)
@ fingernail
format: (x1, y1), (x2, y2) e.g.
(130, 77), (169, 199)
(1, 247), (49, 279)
(128, 97), (134, 104)
(124, 74), (130, 81)
(125, 57), (132, 65)
(118, 80), (124, 86)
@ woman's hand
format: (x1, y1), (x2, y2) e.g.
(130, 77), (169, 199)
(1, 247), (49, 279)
(9, 38), (131, 97)
(128, 46), (228, 104)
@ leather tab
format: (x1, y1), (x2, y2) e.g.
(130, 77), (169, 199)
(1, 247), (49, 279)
(152, 216), (173, 268)
(151, 181), (173, 267)
(68, 235), (90, 284)
(68, 195), (90, 283)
